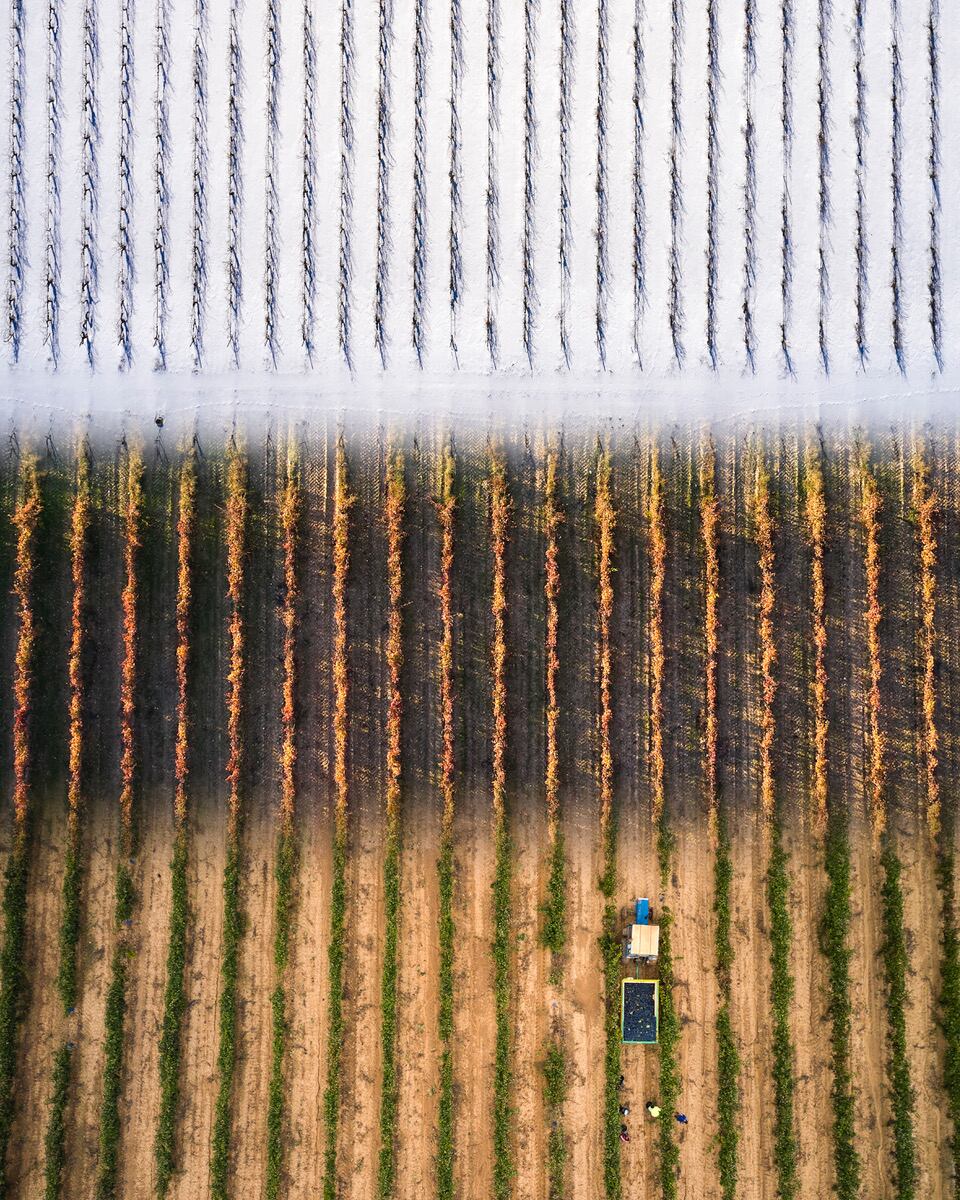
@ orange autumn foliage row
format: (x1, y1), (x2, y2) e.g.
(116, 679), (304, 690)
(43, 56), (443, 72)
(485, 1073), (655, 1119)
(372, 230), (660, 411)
(174, 453), (197, 829)
(595, 452), (616, 837)
(332, 438), (353, 839)
(67, 449), (92, 838)
(225, 447), (247, 830)
(437, 451), (456, 839)
(700, 446), (720, 838)
(752, 457), (778, 824)
(279, 455), (301, 831)
(11, 458), (41, 832)
(914, 453), (940, 839)
(804, 447), (829, 834)
(649, 448), (666, 828)
(544, 450), (562, 841)
(385, 452), (405, 833)
(490, 453), (509, 827)
(860, 460), (886, 843)
(119, 448), (144, 851)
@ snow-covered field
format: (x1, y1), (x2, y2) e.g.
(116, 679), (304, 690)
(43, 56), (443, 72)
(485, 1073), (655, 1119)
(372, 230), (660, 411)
(2, 0), (958, 412)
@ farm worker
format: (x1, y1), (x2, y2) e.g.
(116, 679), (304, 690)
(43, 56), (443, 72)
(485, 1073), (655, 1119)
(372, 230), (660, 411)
(619, 1125), (630, 1143)
(675, 1113), (688, 1125)
(646, 1102), (661, 1119)
(617, 1074), (625, 1089)
(618, 1104), (630, 1116)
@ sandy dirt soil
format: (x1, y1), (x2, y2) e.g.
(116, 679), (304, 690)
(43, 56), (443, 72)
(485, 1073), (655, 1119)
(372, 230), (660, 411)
(8, 793), (67, 1200)
(116, 793), (176, 1200)
(510, 794), (548, 1200)
(168, 799), (227, 1200)
(284, 801), (332, 1200)
(230, 796), (279, 1198)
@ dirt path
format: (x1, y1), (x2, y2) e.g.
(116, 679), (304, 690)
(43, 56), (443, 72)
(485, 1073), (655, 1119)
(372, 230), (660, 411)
(670, 820), (720, 1200)
(117, 793), (176, 1199)
(338, 793), (386, 1200)
(8, 792), (67, 1199)
(511, 795), (548, 1200)
(785, 824), (833, 1197)
(452, 793), (495, 1200)
(899, 815), (949, 1200)
(62, 799), (119, 1196)
(847, 831), (891, 1197)
(285, 801), (333, 1200)
(564, 806), (604, 1200)
(230, 796), (278, 1198)
(394, 791), (441, 1200)
(168, 798), (227, 1200)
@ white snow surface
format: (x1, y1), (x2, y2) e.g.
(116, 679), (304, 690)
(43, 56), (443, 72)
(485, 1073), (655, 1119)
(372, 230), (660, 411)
(1, 0), (958, 420)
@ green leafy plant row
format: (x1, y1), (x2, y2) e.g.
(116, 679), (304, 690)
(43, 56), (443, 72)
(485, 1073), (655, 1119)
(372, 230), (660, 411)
(155, 828), (189, 1195)
(938, 850), (960, 1196)
(211, 833), (243, 1200)
(323, 828), (347, 1200)
(657, 910), (681, 1200)
(0, 838), (31, 1199)
(543, 1040), (567, 1200)
(713, 813), (740, 1200)
(376, 825), (401, 1200)
(767, 825), (798, 1200)
(436, 835), (455, 1200)
(819, 807), (861, 1200)
(56, 842), (83, 1013)
(266, 826), (297, 1200)
(541, 834), (566, 966)
(94, 861), (136, 1200)
(492, 821), (513, 1200)
(879, 843), (917, 1200)
(43, 1042), (72, 1200)
(599, 819), (620, 1200)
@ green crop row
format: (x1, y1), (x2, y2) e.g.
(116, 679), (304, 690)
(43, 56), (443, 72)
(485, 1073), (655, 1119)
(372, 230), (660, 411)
(266, 826), (297, 1200)
(713, 813), (740, 1200)
(155, 828), (189, 1195)
(492, 821), (513, 1200)
(767, 826), (798, 1200)
(377, 825), (401, 1200)
(541, 833), (566, 968)
(543, 1040), (567, 1200)
(0, 837), (30, 1199)
(43, 1042), (72, 1200)
(879, 844), (917, 1200)
(938, 851), (960, 1196)
(210, 833), (243, 1200)
(94, 860), (136, 1200)
(436, 835), (455, 1200)
(600, 899), (621, 1200)
(819, 808), (861, 1200)
(323, 829), (347, 1200)
(657, 910), (681, 1200)
(56, 839), (83, 1013)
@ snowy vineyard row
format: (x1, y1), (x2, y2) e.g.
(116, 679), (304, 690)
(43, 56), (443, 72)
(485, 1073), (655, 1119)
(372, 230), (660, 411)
(1, 0), (956, 381)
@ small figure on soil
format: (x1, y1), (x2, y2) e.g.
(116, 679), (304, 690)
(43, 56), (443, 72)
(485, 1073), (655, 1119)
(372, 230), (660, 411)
(619, 1124), (630, 1143)
(646, 1101), (661, 1119)
(618, 1104), (630, 1116)
(617, 1074), (625, 1088)
(675, 1112), (688, 1125)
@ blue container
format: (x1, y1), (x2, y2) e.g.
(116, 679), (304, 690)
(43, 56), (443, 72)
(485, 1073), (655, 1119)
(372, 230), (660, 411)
(635, 897), (650, 925)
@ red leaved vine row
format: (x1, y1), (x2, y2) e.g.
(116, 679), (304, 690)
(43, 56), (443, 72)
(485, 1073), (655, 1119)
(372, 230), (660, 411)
(649, 447), (666, 829)
(11, 458), (40, 832)
(174, 452), (197, 830)
(700, 445), (720, 838)
(752, 458), (777, 825)
(544, 450), (561, 842)
(595, 453), (615, 840)
(119, 448), (143, 852)
(805, 446), (829, 834)
(860, 460), (886, 843)
(914, 452), (939, 839)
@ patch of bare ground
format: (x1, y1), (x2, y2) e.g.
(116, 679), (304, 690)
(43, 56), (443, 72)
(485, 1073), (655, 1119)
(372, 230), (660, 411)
(847, 827), (890, 1197)
(670, 819), (720, 1199)
(338, 792), (386, 1200)
(511, 795), (547, 1200)
(897, 813), (948, 1200)
(784, 822), (833, 1196)
(230, 795), (277, 1197)
(394, 791), (440, 1199)
(7, 792), (66, 1199)
(285, 802), (332, 1200)
(63, 799), (119, 1196)
(452, 793), (495, 1200)
(168, 797), (227, 1200)
(563, 804), (604, 1200)
(116, 792), (176, 1200)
